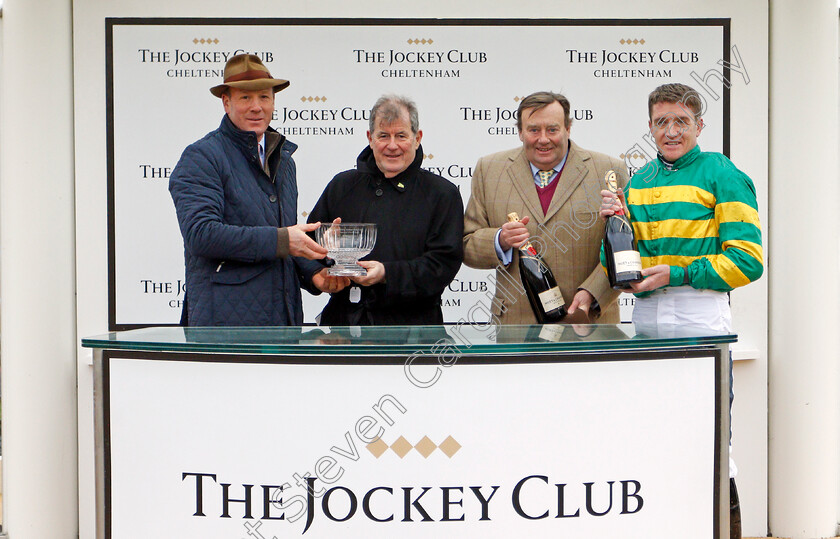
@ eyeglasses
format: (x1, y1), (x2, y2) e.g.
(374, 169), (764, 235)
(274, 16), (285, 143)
(651, 113), (696, 134)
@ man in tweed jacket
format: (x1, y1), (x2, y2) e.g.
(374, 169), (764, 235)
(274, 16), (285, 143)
(463, 91), (628, 325)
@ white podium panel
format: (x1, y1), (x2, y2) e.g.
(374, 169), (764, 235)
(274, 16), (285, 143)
(97, 348), (723, 538)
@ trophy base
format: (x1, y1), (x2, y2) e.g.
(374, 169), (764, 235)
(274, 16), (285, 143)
(328, 264), (368, 277)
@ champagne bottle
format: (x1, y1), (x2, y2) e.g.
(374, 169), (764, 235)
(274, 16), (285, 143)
(507, 212), (566, 323)
(603, 170), (643, 289)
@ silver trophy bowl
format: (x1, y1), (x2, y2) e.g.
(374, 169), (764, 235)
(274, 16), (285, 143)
(315, 222), (378, 276)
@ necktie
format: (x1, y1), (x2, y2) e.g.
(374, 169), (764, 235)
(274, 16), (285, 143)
(258, 144), (265, 166)
(538, 169), (554, 187)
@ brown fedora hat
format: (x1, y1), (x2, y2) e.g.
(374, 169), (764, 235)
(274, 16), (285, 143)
(210, 53), (290, 98)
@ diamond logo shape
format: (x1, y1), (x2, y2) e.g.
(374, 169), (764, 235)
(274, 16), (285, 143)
(414, 436), (437, 458)
(367, 437), (388, 458)
(390, 436), (413, 458)
(439, 435), (462, 458)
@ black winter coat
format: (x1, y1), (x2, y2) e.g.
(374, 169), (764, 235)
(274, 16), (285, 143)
(307, 145), (464, 325)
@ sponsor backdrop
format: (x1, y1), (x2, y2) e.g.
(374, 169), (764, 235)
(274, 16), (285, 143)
(105, 350), (718, 538)
(108, 19), (727, 329)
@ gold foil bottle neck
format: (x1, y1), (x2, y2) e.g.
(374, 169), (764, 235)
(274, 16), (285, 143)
(605, 170), (618, 193)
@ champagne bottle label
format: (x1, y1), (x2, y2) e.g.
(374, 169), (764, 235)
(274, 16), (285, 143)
(613, 250), (642, 272)
(538, 324), (565, 342)
(538, 286), (565, 312)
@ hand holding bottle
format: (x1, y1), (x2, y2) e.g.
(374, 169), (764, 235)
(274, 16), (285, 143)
(499, 215), (531, 250)
(600, 188), (626, 220)
(507, 212), (566, 323)
(602, 170), (642, 289)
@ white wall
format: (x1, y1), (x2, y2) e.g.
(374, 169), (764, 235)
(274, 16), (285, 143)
(768, 0), (840, 537)
(68, 0), (773, 537)
(0, 0), (78, 537)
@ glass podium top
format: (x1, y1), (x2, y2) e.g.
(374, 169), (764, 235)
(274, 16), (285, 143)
(82, 323), (736, 356)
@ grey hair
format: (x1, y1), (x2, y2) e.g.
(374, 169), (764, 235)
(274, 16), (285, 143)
(369, 94), (420, 134)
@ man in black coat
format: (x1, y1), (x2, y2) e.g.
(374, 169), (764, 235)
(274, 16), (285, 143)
(308, 95), (464, 325)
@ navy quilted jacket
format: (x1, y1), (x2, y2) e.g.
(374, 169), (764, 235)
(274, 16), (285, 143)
(169, 115), (321, 326)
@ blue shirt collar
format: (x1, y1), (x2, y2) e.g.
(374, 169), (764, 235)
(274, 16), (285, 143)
(528, 142), (569, 186)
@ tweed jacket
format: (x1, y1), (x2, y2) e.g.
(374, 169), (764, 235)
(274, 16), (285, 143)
(463, 140), (628, 324)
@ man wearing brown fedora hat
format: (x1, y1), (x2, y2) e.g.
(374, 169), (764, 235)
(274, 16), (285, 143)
(169, 53), (349, 326)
